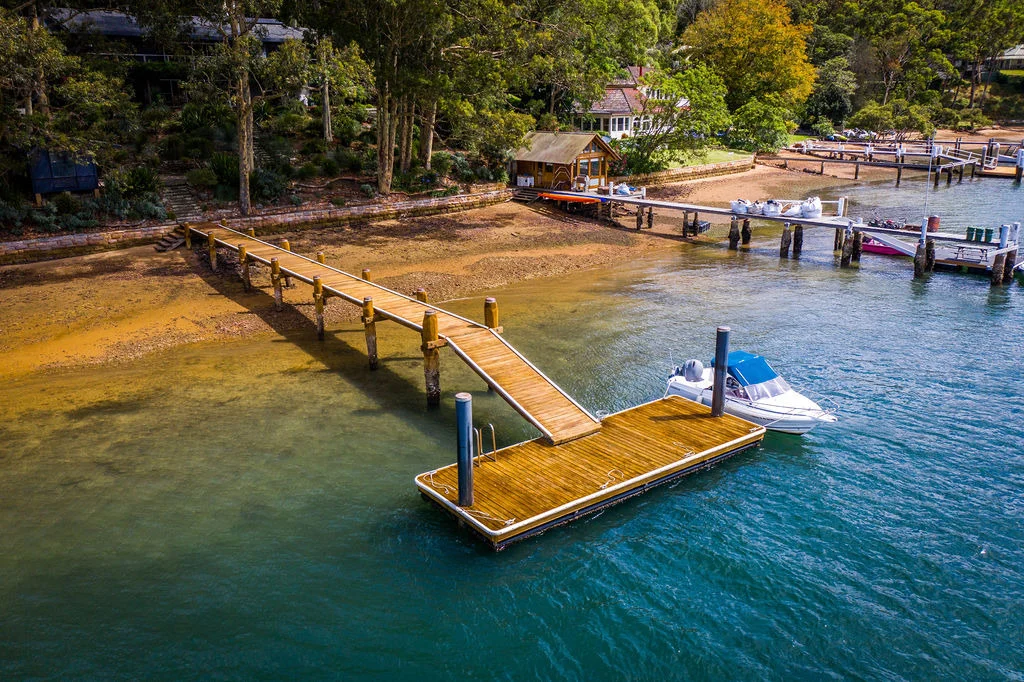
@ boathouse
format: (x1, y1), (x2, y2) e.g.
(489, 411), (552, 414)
(513, 132), (619, 190)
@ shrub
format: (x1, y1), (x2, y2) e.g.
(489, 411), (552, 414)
(251, 168), (287, 202)
(360, 183), (377, 198)
(295, 162), (319, 180)
(273, 112), (312, 137)
(123, 167), (161, 197)
(811, 119), (835, 138)
(289, 194), (302, 206)
(335, 148), (362, 173)
(429, 186), (461, 198)
(186, 167), (218, 190)
(360, 147), (378, 174)
(473, 165), (493, 182)
(321, 157), (340, 176)
(431, 151), (452, 177)
(330, 196), (346, 207)
(210, 152), (240, 187)
(333, 116), (362, 145)
(53, 191), (80, 216)
(302, 139), (328, 155)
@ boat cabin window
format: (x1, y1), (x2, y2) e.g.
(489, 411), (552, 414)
(742, 377), (791, 401)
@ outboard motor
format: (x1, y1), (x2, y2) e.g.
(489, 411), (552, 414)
(683, 359), (705, 382)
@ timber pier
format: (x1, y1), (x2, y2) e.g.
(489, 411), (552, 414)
(183, 223), (766, 548)
(535, 189), (1022, 285)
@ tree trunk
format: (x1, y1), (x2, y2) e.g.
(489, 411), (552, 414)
(238, 75), (252, 216)
(419, 100), (436, 170)
(968, 59), (980, 108)
(30, 14), (49, 118)
(376, 85), (399, 194)
(400, 98), (415, 173)
(322, 78), (332, 143)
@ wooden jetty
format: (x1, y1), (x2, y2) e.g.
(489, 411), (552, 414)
(417, 395), (765, 550)
(185, 222), (601, 444)
(183, 224), (766, 549)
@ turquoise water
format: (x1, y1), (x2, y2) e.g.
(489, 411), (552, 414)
(1, 177), (1022, 680)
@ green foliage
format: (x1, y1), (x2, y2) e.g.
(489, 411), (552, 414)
(430, 151), (453, 178)
(296, 163), (319, 180)
(186, 168), (218, 190)
(334, 148), (363, 174)
(330, 196), (346, 206)
(360, 183), (377, 199)
(846, 99), (935, 140)
(811, 119), (836, 138)
(53, 191), (80, 216)
(210, 153), (240, 187)
(321, 157), (340, 176)
(682, 0), (816, 109)
(619, 64), (732, 173)
(728, 98), (791, 152)
(289, 194), (303, 206)
(250, 169), (287, 202)
(804, 57), (858, 126)
(429, 186), (462, 198)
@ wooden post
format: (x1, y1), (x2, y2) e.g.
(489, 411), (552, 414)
(852, 230), (863, 262)
(635, 206), (643, 231)
(741, 218), (752, 245)
(840, 229), (854, 267)
(990, 253), (1006, 286)
(728, 217), (740, 250)
(238, 244), (251, 291)
(793, 224), (804, 256)
(971, 162), (976, 179)
(247, 227), (256, 238)
(415, 288), (428, 303)
(281, 239), (292, 288)
(184, 224), (191, 249)
(270, 258), (283, 309)
(207, 232), (217, 270)
(361, 268), (372, 282)
(316, 251), (325, 264)
(1003, 249), (1017, 280)
(925, 238), (936, 272)
(691, 212), (699, 235)
(313, 276), (325, 340)
(946, 169), (953, 185)
(896, 164), (903, 187)
(362, 297), (379, 369)
(421, 310), (441, 407)
(682, 210), (689, 235)
(484, 297), (499, 329)
(834, 227), (844, 252)
(647, 206), (654, 230)
(820, 161), (825, 175)
(854, 163), (860, 180)
(933, 168), (940, 188)
(958, 165), (964, 183)
(780, 222), (792, 258)
(913, 242), (926, 279)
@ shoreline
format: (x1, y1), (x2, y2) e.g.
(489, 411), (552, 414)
(0, 165), (908, 379)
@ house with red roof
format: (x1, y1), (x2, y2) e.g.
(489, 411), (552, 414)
(571, 66), (672, 140)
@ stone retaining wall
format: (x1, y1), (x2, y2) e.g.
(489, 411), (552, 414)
(0, 189), (513, 265)
(612, 159), (754, 187)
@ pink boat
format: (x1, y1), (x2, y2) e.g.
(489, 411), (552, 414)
(861, 236), (907, 257)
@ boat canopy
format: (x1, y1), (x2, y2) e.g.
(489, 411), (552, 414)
(710, 350), (780, 386)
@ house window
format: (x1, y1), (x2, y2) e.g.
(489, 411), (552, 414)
(544, 163), (553, 173)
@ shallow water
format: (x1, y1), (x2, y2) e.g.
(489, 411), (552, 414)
(1, 177), (1022, 680)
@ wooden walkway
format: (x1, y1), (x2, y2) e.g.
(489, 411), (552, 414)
(416, 396), (766, 549)
(186, 222), (601, 444)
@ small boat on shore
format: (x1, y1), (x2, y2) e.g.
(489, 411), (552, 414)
(665, 351), (838, 434)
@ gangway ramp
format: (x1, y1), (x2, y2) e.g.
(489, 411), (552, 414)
(187, 223), (601, 444)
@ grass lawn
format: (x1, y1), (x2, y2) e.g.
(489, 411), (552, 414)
(788, 133), (814, 144)
(663, 148), (754, 168)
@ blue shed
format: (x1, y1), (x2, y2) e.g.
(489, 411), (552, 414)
(29, 150), (99, 197)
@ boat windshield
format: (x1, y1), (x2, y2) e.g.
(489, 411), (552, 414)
(743, 377), (791, 401)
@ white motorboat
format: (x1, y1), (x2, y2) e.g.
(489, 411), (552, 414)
(665, 350), (838, 434)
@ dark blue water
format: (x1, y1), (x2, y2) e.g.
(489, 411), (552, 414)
(1, 177), (1022, 680)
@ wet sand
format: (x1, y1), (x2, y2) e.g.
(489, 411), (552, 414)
(0, 166), (877, 378)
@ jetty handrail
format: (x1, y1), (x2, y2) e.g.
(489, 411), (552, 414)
(202, 223), (489, 333)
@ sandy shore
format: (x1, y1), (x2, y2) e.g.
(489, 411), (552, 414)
(0, 165), (902, 378)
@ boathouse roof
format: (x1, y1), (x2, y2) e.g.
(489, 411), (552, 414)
(514, 132), (619, 165)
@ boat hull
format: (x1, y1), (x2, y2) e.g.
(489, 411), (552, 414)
(861, 238), (906, 257)
(665, 377), (836, 435)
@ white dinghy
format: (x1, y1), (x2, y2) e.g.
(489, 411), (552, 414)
(665, 350), (838, 434)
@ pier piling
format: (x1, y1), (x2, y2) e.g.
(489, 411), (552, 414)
(840, 229), (854, 268)
(852, 230), (862, 262)
(238, 245), (251, 291)
(184, 224), (191, 249)
(455, 393), (474, 507)
(208, 232), (217, 270)
(647, 207), (654, 230)
(729, 217), (740, 250)
(271, 258), (283, 309)
(316, 251), (325, 264)
(793, 224), (804, 256)
(363, 297), (379, 369)
(913, 243), (926, 279)
(247, 227), (256, 238)
(281, 240), (292, 288)
(313, 276), (325, 339)
(636, 206), (643, 231)
(484, 297), (499, 329)
(415, 288), (428, 303)
(741, 218), (751, 245)
(780, 222), (792, 258)
(422, 310), (441, 407)
(711, 327), (730, 418)
(834, 228), (844, 252)
(362, 268), (372, 282)
(925, 239), (936, 272)
(991, 253), (1006, 286)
